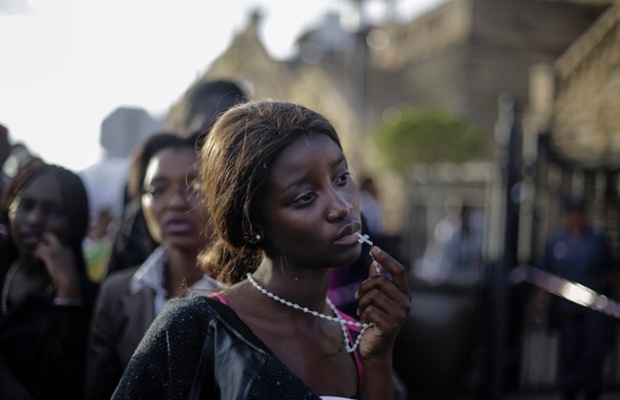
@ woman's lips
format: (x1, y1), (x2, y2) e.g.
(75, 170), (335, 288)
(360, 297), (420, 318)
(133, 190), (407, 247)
(165, 218), (195, 234)
(19, 232), (42, 247)
(334, 230), (362, 245)
(335, 233), (361, 245)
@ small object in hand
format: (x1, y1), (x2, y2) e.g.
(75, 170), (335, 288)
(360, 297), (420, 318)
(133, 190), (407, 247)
(356, 233), (381, 274)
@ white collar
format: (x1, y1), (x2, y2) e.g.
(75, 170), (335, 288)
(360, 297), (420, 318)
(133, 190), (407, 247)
(130, 246), (168, 296)
(130, 246), (220, 314)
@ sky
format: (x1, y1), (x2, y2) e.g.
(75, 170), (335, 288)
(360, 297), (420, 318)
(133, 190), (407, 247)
(0, 0), (445, 172)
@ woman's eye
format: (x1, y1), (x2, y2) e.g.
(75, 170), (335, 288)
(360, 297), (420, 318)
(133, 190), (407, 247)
(295, 192), (316, 205)
(335, 172), (350, 186)
(145, 186), (167, 198)
(18, 199), (36, 212)
(44, 204), (65, 217)
(14, 199), (64, 217)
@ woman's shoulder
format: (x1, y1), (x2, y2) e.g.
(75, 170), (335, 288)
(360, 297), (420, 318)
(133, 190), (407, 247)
(131, 297), (220, 352)
(151, 295), (265, 350)
(154, 296), (225, 329)
(96, 267), (139, 299)
(105, 266), (138, 282)
(161, 294), (213, 311)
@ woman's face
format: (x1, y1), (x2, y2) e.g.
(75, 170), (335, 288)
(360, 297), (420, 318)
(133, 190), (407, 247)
(261, 133), (362, 269)
(9, 172), (70, 253)
(141, 147), (211, 250)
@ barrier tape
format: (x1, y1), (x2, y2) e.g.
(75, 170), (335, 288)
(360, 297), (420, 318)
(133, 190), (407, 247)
(509, 264), (620, 319)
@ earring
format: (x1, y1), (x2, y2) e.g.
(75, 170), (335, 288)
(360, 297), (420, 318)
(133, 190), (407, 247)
(248, 231), (263, 244)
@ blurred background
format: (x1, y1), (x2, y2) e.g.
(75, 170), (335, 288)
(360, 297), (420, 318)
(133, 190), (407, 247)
(2, 0), (620, 399)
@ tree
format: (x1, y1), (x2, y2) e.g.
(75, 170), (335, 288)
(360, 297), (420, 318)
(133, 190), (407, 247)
(375, 107), (488, 173)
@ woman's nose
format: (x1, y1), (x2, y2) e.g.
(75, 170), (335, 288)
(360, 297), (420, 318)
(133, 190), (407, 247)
(326, 189), (352, 221)
(24, 206), (45, 226)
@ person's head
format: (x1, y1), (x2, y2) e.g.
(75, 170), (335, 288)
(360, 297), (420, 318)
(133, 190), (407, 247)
(360, 176), (378, 198)
(444, 194), (463, 215)
(186, 79), (247, 134)
(199, 100), (360, 285)
(1, 159), (89, 270)
(129, 132), (211, 250)
(561, 194), (587, 232)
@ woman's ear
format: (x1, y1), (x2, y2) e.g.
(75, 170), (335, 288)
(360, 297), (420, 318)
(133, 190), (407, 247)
(247, 227), (264, 244)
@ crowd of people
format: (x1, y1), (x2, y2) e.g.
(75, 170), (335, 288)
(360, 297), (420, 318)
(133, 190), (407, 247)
(1, 78), (618, 400)
(0, 81), (412, 400)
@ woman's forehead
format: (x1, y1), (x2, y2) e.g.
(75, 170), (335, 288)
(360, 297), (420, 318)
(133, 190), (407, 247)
(277, 133), (341, 162)
(25, 171), (60, 191)
(144, 147), (197, 181)
(268, 134), (345, 188)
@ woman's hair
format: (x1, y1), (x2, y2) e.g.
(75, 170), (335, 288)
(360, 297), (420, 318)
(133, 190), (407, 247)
(198, 100), (341, 285)
(126, 132), (196, 200)
(0, 159), (90, 273)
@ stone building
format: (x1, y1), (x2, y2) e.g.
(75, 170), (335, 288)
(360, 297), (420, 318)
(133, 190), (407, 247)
(165, 0), (614, 243)
(524, 1), (620, 261)
(168, 10), (409, 175)
(554, 3), (620, 168)
(167, 9), (412, 234)
(378, 0), (608, 133)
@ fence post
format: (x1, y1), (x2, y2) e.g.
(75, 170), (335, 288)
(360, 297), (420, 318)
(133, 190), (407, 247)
(489, 93), (522, 399)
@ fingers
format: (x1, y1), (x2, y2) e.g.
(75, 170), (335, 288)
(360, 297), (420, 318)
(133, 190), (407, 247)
(354, 247), (411, 329)
(369, 246), (411, 300)
(33, 232), (61, 261)
(356, 281), (409, 325)
(41, 231), (61, 245)
(34, 232), (77, 281)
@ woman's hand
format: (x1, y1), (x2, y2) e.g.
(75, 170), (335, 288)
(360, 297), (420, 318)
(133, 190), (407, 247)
(355, 246), (411, 360)
(34, 232), (82, 300)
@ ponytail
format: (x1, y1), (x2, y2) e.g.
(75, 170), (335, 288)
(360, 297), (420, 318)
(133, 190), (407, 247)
(198, 238), (263, 286)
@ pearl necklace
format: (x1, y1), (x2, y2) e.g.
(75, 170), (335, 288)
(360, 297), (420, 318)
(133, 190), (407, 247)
(246, 273), (372, 353)
(1, 262), (19, 315)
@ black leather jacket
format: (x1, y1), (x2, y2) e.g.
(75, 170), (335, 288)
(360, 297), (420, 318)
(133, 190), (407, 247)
(112, 296), (361, 400)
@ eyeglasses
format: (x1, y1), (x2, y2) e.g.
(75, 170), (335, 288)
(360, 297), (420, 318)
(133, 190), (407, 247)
(142, 181), (203, 203)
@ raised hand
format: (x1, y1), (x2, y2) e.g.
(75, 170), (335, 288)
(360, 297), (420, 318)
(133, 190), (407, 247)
(34, 232), (82, 300)
(355, 246), (411, 359)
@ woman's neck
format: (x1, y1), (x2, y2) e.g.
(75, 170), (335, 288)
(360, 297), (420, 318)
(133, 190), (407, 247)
(164, 246), (203, 298)
(250, 258), (332, 313)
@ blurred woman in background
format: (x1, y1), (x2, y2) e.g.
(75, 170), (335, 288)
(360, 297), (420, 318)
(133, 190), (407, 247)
(0, 159), (95, 400)
(85, 132), (219, 400)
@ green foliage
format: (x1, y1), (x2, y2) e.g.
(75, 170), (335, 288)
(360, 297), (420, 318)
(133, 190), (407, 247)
(375, 107), (488, 173)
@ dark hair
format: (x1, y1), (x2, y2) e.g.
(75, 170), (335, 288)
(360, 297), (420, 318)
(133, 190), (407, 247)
(1, 160), (90, 272)
(198, 100), (342, 285)
(186, 79), (247, 134)
(126, 132), (196, 200)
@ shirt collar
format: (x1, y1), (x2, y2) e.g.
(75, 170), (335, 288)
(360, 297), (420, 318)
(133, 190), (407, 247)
(130, 246), (167, 296)
(129, 246), (221, 297)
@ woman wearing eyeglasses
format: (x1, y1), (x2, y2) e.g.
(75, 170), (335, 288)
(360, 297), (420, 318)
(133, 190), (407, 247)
(84, 132), (219, 400)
